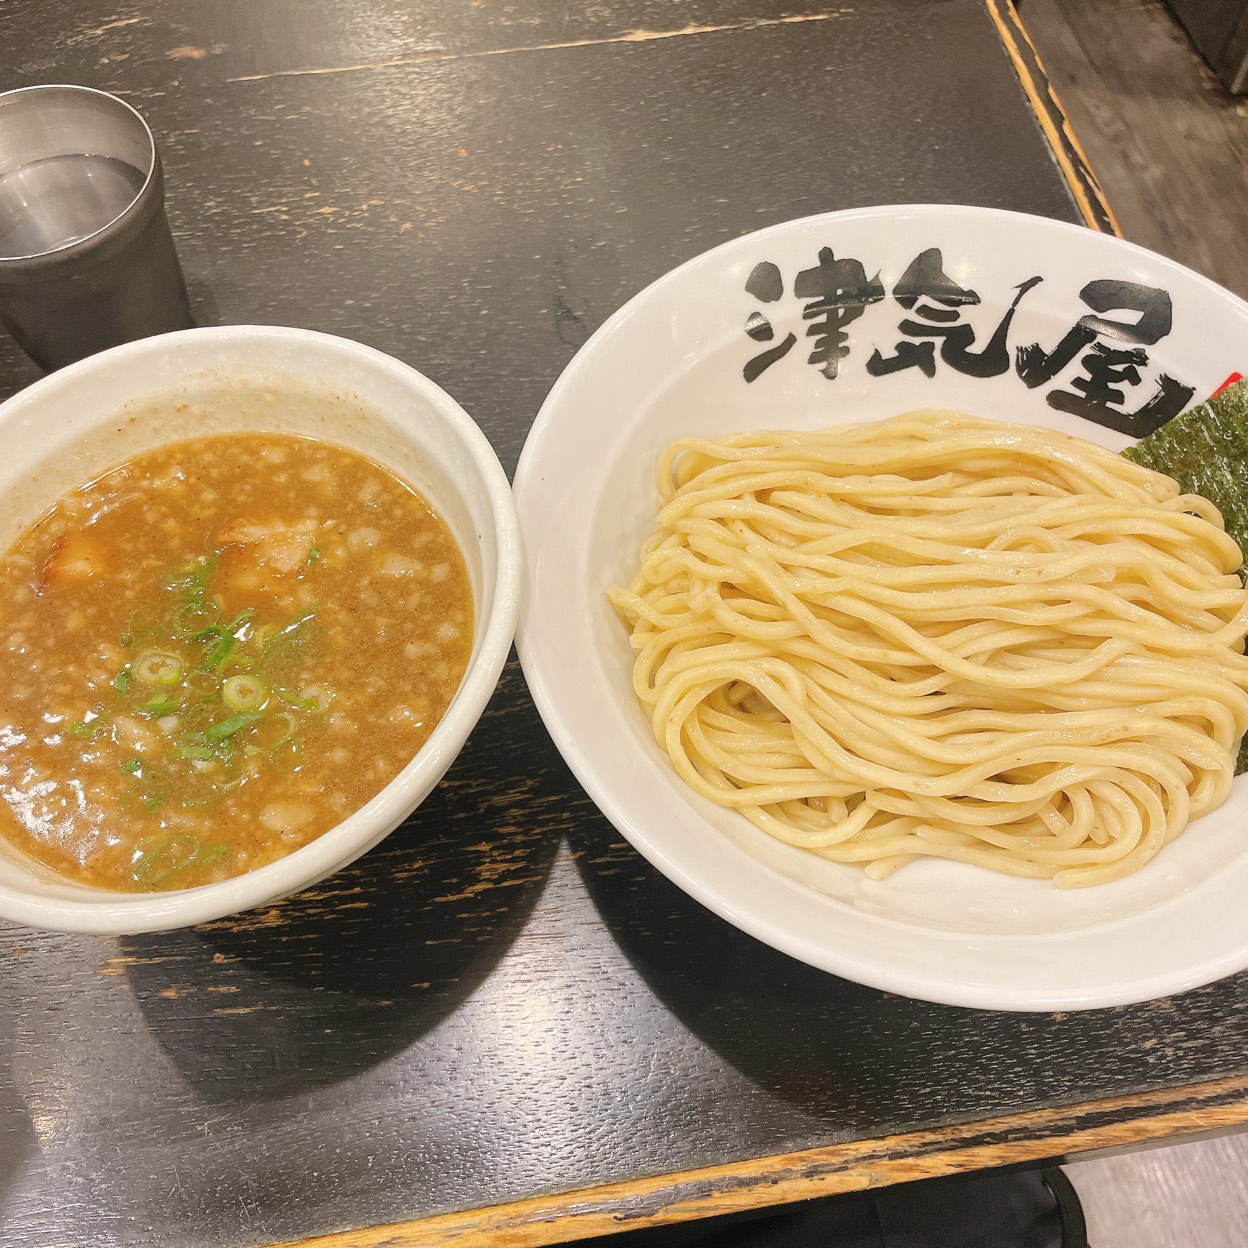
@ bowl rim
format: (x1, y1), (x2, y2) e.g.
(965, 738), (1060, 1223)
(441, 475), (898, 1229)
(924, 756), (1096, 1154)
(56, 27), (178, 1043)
(0, 324), (523, 933)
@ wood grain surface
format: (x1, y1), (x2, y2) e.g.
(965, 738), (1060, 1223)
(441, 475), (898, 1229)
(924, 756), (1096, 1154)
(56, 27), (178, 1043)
(1, 3), (1244, 1248)
(983, 0), (1120, 234)
(270, 1073), (1248, 1247)
(1022, 0), (1248, 302)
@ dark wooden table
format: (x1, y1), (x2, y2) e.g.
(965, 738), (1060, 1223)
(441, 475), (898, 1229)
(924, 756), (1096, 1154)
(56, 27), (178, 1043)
(3, 3), (1245, 1246)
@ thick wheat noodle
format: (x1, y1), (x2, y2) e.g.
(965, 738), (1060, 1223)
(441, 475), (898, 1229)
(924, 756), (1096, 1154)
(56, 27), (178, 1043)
(607, 411), (1248, 887)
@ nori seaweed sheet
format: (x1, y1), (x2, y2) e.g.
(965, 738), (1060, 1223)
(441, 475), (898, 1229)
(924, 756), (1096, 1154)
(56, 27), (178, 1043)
(1122, 379), (1248, 772)
(1123, 379), (1248, 561)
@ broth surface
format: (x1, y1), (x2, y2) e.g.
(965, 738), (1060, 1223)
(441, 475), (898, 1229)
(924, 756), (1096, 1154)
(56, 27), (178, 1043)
(0, 433), (473, 890)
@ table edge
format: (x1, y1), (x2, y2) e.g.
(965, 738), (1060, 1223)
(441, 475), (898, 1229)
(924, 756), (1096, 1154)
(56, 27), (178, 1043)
(984, 0), (1121, 236)
(268, 1071), (1248, 1248)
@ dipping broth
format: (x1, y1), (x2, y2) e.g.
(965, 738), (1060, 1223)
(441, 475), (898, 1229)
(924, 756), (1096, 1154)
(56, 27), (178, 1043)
(0, 433), (474, 891)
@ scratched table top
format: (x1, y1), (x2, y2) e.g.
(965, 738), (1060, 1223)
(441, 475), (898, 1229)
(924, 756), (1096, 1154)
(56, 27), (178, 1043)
(3, 2), (1248, 1247)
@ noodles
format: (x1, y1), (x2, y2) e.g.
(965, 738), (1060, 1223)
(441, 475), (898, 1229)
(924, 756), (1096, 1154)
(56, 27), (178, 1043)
(608, 411), (1248, 888)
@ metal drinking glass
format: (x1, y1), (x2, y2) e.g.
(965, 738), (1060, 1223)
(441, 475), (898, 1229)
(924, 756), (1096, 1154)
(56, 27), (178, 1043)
(0, 84), (193, 371)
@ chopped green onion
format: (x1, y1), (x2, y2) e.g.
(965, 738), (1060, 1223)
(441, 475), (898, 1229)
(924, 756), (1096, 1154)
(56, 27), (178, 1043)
(300, 686), (330, 713)
(210, 768), (249, 794)
(164, 554), (218, 600)
(195, 612), (252, 669)
(122, 603), (165, 650)
(132, 832), (201, 886)
(68, 543), (330, 813)
(259, 609), (316, 667)
(226, 608), (256, 637)
(223, 675), (268, 711)
(139, 692), (181, 718)
(196, 627), (234, 671)
(174, 601), (219, 637)
(135, 651), (183, 686)
(206, 711), (262, 742)
(273, 685), (318, 711)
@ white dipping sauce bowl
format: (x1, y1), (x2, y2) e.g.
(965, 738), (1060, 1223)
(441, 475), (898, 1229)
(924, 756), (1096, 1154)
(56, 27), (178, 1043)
(0, 325), (522, 933)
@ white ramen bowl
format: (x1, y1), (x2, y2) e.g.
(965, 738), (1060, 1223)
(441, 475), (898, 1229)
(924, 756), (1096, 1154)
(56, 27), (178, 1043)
(515, 204), (1248, 1011)
(0, 325), (522, 933)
